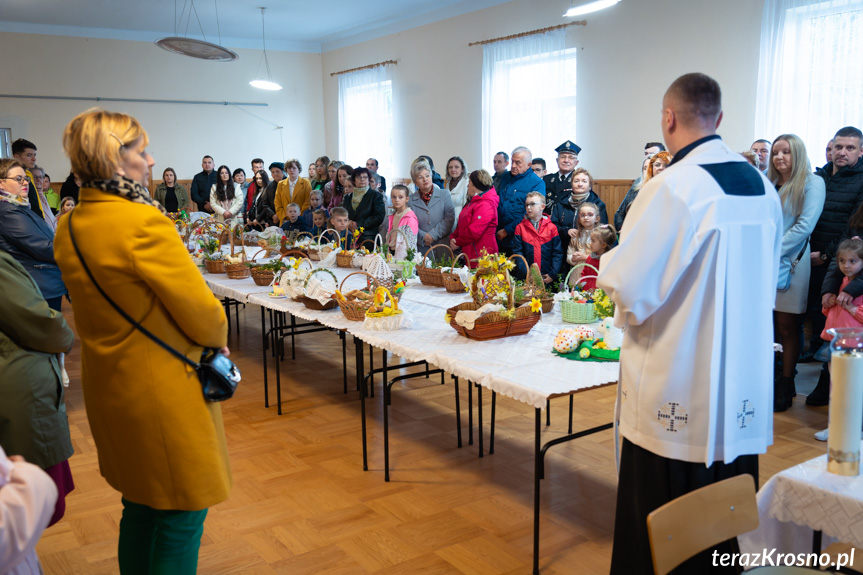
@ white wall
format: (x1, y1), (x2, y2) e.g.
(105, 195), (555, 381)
(0, 32), (325, 181)
(321, 0), (765, 180)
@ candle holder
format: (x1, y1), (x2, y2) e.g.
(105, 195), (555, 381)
(827, 327), (863, 476)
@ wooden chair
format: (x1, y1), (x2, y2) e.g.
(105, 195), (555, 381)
(647, 474), (759, 575)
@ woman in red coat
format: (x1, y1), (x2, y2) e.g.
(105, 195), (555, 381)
(450, 170), (499, 267)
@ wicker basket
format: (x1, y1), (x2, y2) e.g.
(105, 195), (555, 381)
(511, 255), (553, 312)
(442, 252), (469, 293)
(447, 301), (541, 341)
(248, 247), (283, 286)
(225, 261), (251, 279)
(298, 268), (339, 311)
(416, 244), (454, 287)
(336, 250), (354, 268)
(308, 229), (341, 261)
(335, 271), (379, 321)
(204, 258), (226, 274)
(364, 287), (406, 330)
(560, 263), (599, 324)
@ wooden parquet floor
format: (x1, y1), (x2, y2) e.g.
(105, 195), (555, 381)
(35, 305), (830, 574)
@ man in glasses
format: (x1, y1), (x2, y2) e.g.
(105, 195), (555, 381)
(11, 139), (47, 220)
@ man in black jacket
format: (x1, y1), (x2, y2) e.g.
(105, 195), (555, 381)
(11, 139), (45, 219)
(542, 140), (580, 215)
(190, 155), (217, 213)
(802, 126), (863, 384)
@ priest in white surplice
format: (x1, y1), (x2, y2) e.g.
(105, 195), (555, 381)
(599, 73), (783, 574)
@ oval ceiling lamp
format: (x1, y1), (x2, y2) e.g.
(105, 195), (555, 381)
(250, 7), (283, 91)
(563, 0), (621, 17)
(155, 0), (237, 61)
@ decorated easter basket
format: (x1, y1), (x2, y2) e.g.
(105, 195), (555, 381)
(278, 252), (315, 300)
(416, 243), (454, 287)
(335, 271), (381, 321)
(510, 255), (554, 313)
(560, 263), (599, 324)
(308, 229), (341, 261)
(446, 298), (541, 341)
(299, 268), (339, 311)
(248, 247), (285, 286)
(363, 287), (408, 331)
(442, 252), (471, 294)
(223, 228), (251, 279)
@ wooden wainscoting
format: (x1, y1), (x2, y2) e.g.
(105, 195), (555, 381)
(592, 179), (634, 227)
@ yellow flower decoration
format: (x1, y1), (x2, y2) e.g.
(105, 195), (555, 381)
(529, 298), (543, 313)
(444, 313), (452, 323)
(291, 258), (301, 269)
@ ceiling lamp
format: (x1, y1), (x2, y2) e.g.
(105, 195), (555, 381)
(155, 0), (237, 61)
(250, 7), (282, 91)
(563, 0), (621, 17)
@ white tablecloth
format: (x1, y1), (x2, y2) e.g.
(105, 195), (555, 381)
(204, 264), (619, 409)
(739, 445), (863, 555)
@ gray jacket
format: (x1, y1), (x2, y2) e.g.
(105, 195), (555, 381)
(408, 185), (455, 254)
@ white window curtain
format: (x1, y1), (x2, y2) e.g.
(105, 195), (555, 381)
(338, 65), (394, 174)
(481, 30), (576, 173)
(755, 0), (863, 167)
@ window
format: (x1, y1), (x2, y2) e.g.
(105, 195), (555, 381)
(338, 66), (394, 176)
(482, 30), (576, 172)
(0, 128), (10, 158)
(755, 0), (863, 167)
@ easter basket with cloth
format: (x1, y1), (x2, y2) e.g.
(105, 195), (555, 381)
(299, 268), (339, 311)
(416, 243), (454, 288)
(363, 287), (409, 331)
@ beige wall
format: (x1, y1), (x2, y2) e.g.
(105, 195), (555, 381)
(322, 0), (765, 180)
(0, 32), (325, 181)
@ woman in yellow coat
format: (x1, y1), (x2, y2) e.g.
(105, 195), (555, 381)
(274, 158), (312, 222)
(54, 109), (231, 574)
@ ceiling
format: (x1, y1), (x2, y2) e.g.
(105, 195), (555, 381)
(0, 0), (515, 53)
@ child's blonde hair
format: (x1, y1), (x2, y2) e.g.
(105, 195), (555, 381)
(591, 225), (617, 254)
(526, 191), (545, 205)
(287, 203), (300, 211)
(330, 206), (348, 219)
(576, 202), (600, 232)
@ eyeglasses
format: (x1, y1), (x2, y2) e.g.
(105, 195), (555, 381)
(525, 202), (541, 207)
(2, 176), (28, 184)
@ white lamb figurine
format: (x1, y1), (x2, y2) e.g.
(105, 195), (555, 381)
(598, 317), (624, 350)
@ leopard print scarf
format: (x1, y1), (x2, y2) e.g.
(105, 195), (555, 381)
(82, 176), (168, 216)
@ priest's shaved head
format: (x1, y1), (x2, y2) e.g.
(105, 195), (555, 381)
(661, 73), (723, 154)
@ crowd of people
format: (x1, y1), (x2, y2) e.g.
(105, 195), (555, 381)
(2, 75), (863, 573)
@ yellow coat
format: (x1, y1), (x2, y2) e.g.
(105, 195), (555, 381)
(275, 177), (312, 223)
(54, 188), (231, 511)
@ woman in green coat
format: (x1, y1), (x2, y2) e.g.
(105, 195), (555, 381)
(153, 167), (190, 212)
(0, 248), (75, 525)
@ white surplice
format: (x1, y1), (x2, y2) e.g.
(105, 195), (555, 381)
(597, 136), (783, 465)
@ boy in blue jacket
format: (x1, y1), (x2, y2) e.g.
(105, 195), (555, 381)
(512, 192), (563, 284)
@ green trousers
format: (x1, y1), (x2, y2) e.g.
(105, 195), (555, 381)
(118, 498), (208, 575)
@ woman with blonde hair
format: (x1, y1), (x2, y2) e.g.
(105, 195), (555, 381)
(444, 156), (469, 226)
(407, 159), (455, 254)
(54, 109), (231, 574)
(767, 134), (825, 411)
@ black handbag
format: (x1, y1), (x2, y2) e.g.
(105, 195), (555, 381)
(67, 212), (240, 401)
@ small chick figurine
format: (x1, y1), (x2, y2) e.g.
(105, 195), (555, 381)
(597, 317), (624, 350)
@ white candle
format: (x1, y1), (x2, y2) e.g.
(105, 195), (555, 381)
(828, 350), (863, 476)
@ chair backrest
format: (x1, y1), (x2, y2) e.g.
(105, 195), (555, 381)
(647, 474), (759, 575)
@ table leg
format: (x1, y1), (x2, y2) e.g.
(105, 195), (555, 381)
(275, 326), (283, 415)
(355, 336), (367, 472)
(384, 366), (391, 482)
(546, 399), (550, 427)
(369, 344), (374, 398)
(533, 407), (541, 575)
(468, 380), (474, 446)
(812, 530), (822, 555)
(477, 383), (484, 458)
(382, 349), (388, 400)
(290, 314), (297, 360)
(223, 297), (231, 333)
(341, 330), (347, 394)
(454, 376), (462, 449)
(568, 395), (574, 434)
(490, 391), (496, 455)
(261, 306), (269, 408)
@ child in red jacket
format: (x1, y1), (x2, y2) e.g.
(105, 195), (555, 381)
(512, 192), (563, 284)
